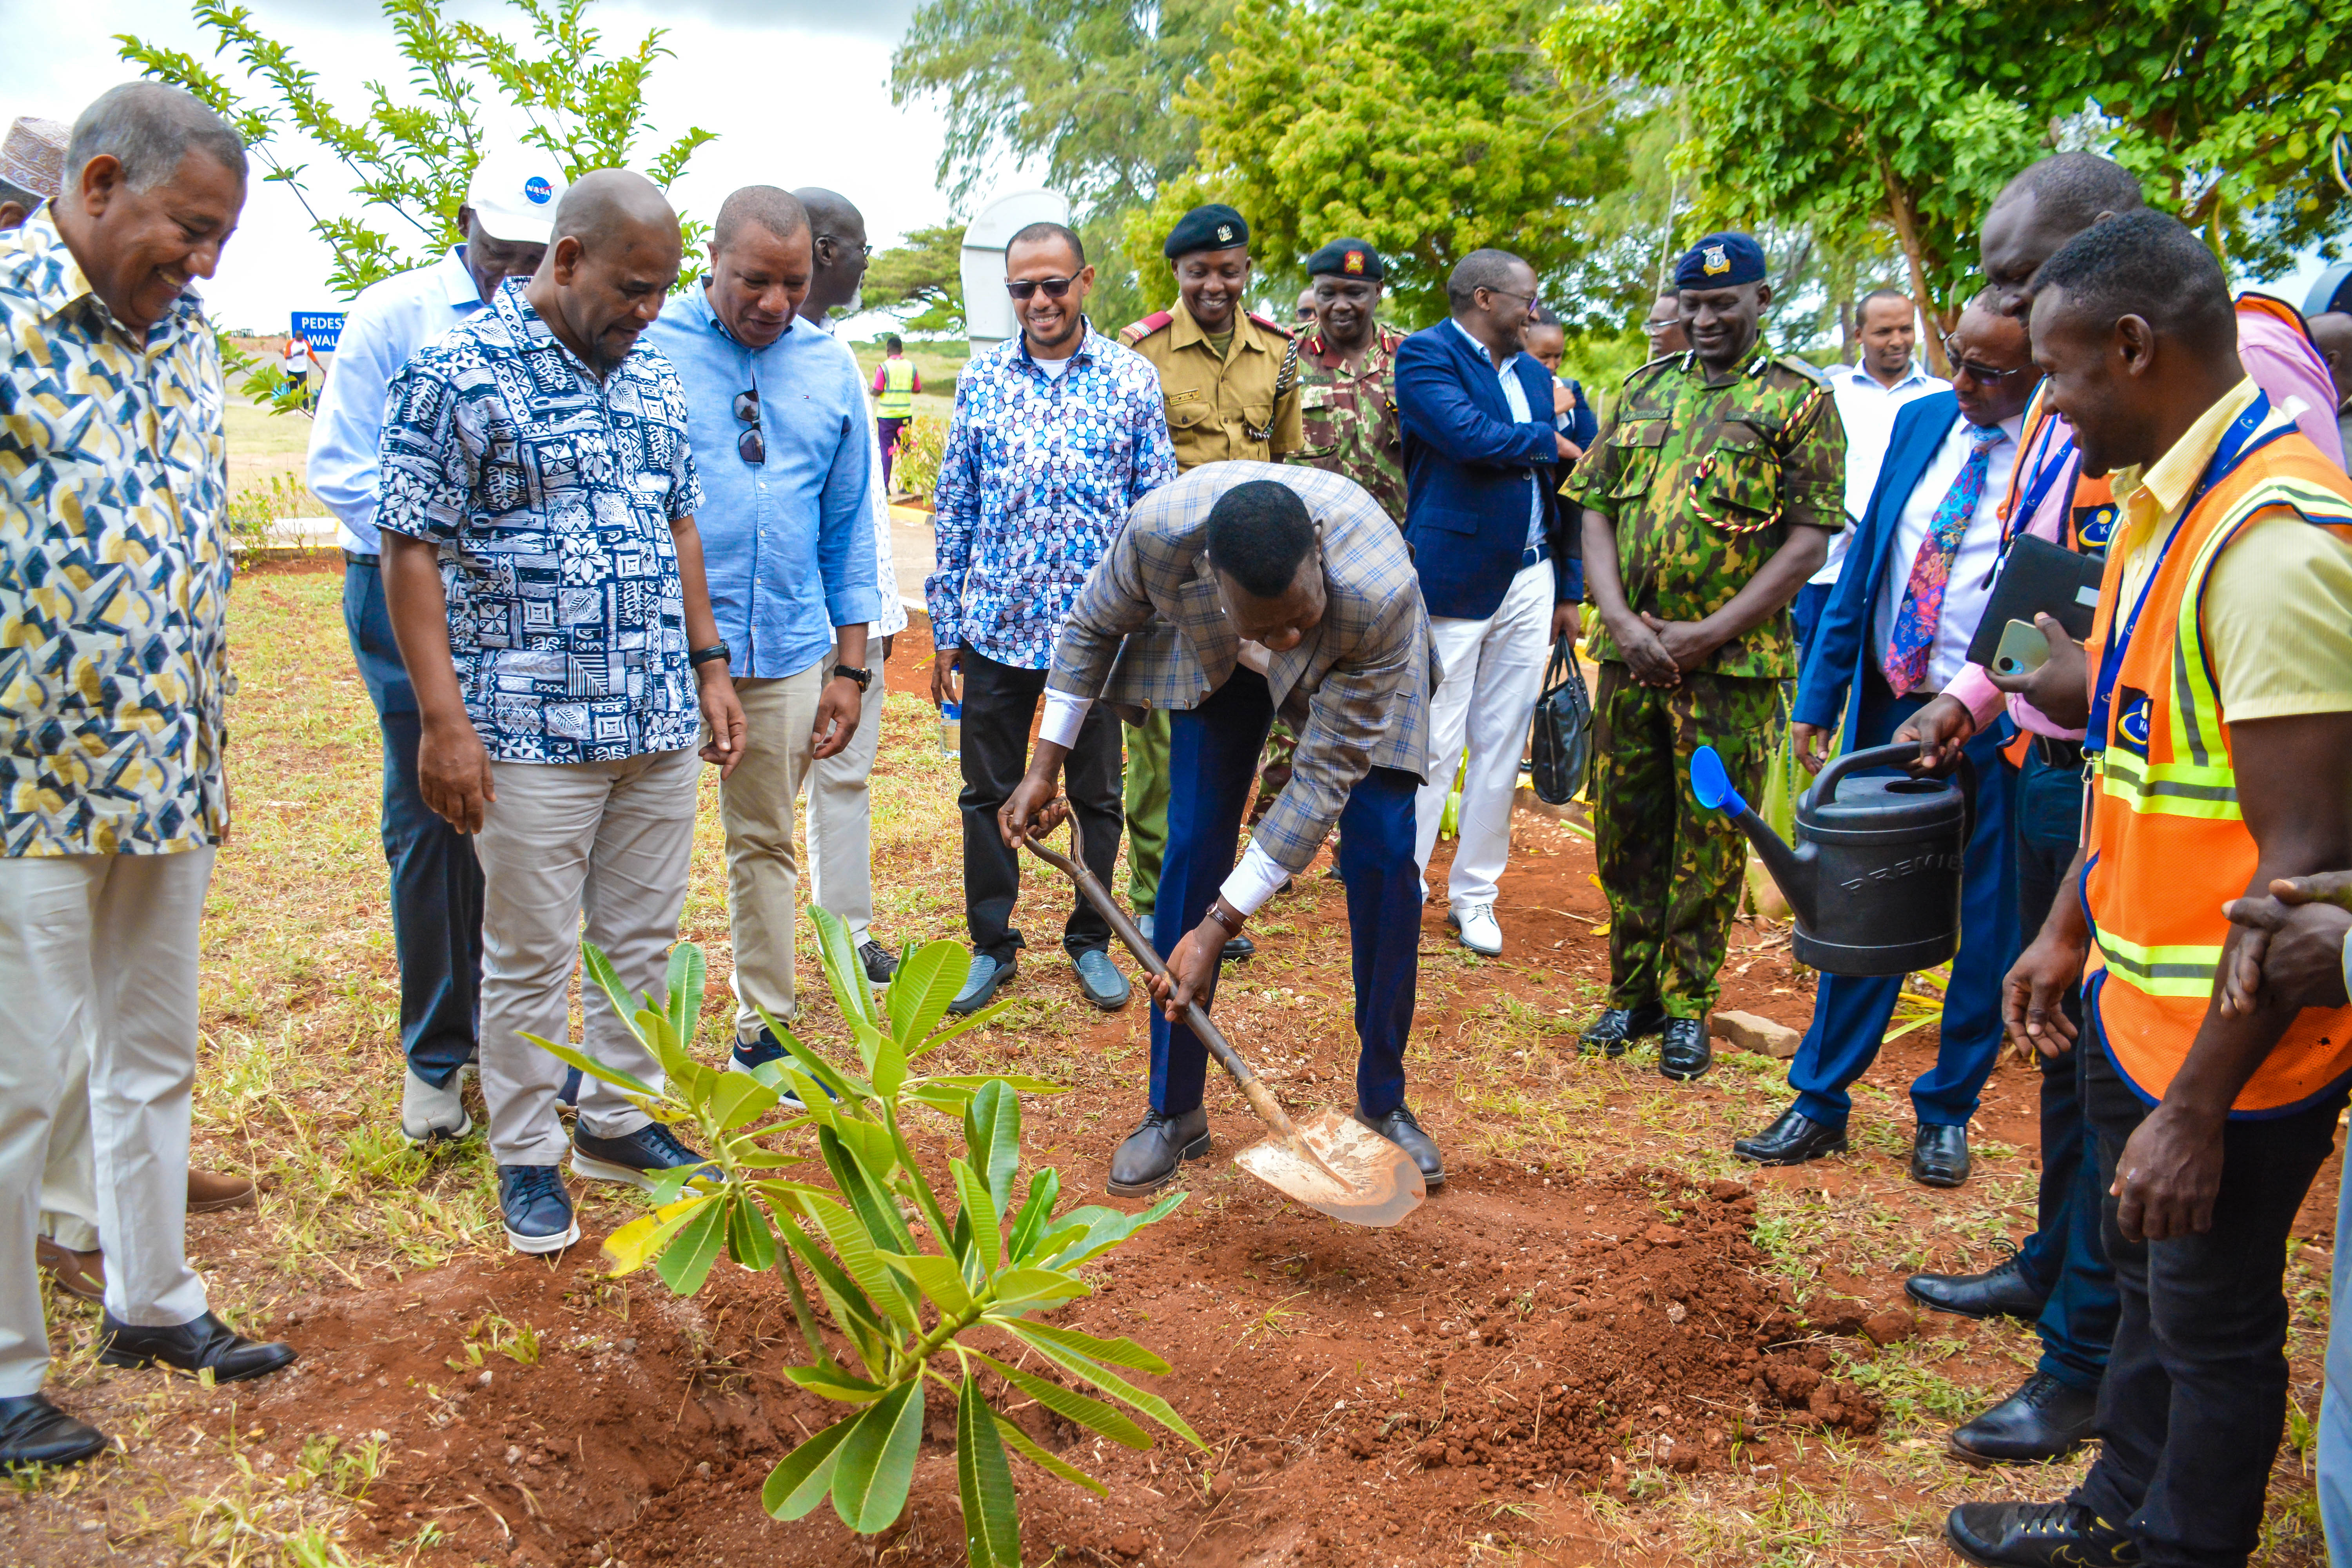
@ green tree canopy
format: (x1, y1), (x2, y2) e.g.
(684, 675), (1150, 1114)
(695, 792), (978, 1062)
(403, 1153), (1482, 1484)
(120, 0), (716, 299)
(864, 222), (967, 335)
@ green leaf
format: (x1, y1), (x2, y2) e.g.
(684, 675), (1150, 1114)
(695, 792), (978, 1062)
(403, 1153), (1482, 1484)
(962, 1080), (1022, 1216)
(829, 1377), (924, 1534)
(1005, 1168), (1062, 1263)
(763, 1412), (858, 1520)
(773, 1212), (890, 1376)
(884, 1250), (976, 1316)
(969, 1350), (1151, 1449)
(655, 1196), (728, 1295)
(957, 1374), (1021, 1568)
(1035, 1192), (1187, 1270)
(725, 1193), (778, 1273)
(751, 1007), (871, 1103)
(664, 941), (706, 1045)
(886, 939), (965, 1048)
(921, 1073), (1070, 1096)
(632, 1006), (698, 1089)
(988, 1316), (1171, 1375)
(1006, 1324), (1207, 1449)
(991, 1406), (1105, 1495)
(708, 1071), (780, 1132)
(951, 1156), (1003, 1272)
(804, 1195), (920, 1332)
(986, 1267), (1090, 1314)
(784, 1363), (886, 1403)
(518, 1032), (661, 1102)
(908, 1000), (1017, 1058)
(817, 1125), (916, 1252)
(808, 903), (879, 1030)
(601, 1193), (715, 1276)
(581, 942), (644, 1033)
(871, 1028), (909, 1102)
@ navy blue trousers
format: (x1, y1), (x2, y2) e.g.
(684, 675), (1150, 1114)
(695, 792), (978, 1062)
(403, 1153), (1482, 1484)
(1787, 669), (2020, 1129)
(2008, 743), (2118, 1389)
(1789, 580), (1834, 658)
(1148, 670), (1420, 1119)
(343, 560), (485, 1089)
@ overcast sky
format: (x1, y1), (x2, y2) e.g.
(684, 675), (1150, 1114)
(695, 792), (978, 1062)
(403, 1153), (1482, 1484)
(2, 0), (1013, 332)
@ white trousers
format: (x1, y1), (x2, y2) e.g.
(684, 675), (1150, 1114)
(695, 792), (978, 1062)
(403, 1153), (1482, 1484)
(805, 636), (881, 947)
(0, 849), (214, 1396)
(1412, 560), (1555, 910)
(474, 752), (699, 1166)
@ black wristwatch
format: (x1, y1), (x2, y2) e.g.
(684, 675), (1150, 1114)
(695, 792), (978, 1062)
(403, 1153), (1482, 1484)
(832, 663), (872, 691)
(688, 642), (731, 668)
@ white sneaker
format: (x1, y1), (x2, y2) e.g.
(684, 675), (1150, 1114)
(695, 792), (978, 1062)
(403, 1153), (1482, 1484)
(1449, 903), (1504, 956)
(400, 1063), (475, 1145)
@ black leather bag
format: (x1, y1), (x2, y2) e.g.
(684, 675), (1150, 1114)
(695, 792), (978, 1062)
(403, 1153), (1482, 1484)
(1528, 635), (1594, 806)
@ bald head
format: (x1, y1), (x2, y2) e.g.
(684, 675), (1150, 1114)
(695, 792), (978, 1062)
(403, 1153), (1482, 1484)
(1981, 153), (2147, 317)
(793, 185), (868, 322)
(553, 168), (679, 255)
(528, 167), (682, 377)
(714, 185), (808, 254)
(2311, 312), (2352, 407)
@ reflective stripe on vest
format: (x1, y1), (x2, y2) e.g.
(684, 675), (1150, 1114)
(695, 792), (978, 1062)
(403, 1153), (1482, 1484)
(878, 357), (916, 417)
(2083, 416), (2352, 1112)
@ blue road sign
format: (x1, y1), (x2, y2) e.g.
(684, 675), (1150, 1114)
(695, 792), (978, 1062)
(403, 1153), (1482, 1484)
(290, 310), (347, 351)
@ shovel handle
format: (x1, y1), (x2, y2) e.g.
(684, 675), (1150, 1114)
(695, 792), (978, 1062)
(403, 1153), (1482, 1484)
(1020, 811), (1301, 1141)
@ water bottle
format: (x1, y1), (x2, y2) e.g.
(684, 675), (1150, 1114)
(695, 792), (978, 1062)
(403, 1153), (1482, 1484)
(939, 701), (961, 755)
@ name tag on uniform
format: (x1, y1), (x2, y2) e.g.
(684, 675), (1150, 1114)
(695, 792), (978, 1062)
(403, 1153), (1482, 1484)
(1166, 387), (1204, 407)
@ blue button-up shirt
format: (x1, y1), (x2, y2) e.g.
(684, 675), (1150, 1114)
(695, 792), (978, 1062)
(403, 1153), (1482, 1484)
(308, 247), (488, 555)
(376, 280), (705, 764)
(926, 323), (1176, 668)
(642, 287), (879, 679)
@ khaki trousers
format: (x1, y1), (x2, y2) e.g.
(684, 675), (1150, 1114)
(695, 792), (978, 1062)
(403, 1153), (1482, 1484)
(722, 659), (829, 1036)
(805, 637), (880, 946)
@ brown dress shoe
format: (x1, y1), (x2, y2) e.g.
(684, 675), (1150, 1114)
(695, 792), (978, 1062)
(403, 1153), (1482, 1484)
(187, 1169), (256, 1214)
(35, 1236), (105, 1303)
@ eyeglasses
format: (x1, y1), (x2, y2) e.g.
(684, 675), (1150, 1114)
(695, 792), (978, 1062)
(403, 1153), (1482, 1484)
(1941, 336), (2039, 384)
(818, 234), (873, 260)
(1481, 285), (1542, 319)
(733, 388), (764, 465)
(1005, 276), (1078, 301)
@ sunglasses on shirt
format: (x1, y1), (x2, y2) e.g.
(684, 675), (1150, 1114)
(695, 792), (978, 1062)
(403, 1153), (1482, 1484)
(733, 389), (764, 465)
(1005, 276), (1079, 301)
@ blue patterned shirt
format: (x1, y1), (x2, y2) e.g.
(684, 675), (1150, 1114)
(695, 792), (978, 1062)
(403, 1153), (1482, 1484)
(376, 279), (706, 764)
(925, 322), (1176, 668)
(0, 213), (234, 857)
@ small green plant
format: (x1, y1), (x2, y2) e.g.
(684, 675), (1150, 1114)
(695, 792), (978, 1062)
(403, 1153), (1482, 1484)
(889, 414), (948, 501)
(529, 907), (1200, 1562)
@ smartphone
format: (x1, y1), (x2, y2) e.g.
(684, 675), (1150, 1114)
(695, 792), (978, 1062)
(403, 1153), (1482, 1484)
(1993, 618), (2050, 677)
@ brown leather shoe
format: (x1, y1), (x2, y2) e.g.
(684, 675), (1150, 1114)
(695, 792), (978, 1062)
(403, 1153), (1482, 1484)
(36, 1236), (105, 1303)
(187, 1169), (256, 1214)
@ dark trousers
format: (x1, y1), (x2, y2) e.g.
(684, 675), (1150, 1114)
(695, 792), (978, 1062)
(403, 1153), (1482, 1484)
(2007, 744), (2118, 1389)
(957, 646), (1122, 963)
(1148, 670), (1420, 1119)
(877, 416), (909, 490)
(1790, 579), (1833, 656)
(1787, 667), (2020, 1127)
(342, 560), (484, 1089)
(2072, 1032), (2345, 1564)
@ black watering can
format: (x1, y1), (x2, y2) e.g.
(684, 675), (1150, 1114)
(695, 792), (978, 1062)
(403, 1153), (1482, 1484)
(1690, 740), (1976, 978)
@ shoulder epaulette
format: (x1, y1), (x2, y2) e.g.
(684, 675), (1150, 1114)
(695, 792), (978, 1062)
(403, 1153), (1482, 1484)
(1120, 310), (1174, 345)
(1620, 350), (1686, 388)
(1246, 310), (1294, 339)
(1772, 352), (1832, 387)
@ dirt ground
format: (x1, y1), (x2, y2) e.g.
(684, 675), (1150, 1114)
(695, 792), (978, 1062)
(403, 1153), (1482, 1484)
(2, 566), (2336, 1567)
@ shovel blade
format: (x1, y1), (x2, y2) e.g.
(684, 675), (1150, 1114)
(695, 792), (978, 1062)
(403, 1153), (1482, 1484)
(1233, 1109), (1426, 1228)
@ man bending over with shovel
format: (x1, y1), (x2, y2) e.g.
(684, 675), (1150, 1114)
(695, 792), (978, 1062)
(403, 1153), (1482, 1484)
(1003, 469), (1443, 1196)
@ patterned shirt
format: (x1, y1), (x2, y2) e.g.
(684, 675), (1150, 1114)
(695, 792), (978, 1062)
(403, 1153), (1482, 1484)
(926, 322), (1176, 668)
(0, 213), (233, 857)
(376, 279), (706, 764)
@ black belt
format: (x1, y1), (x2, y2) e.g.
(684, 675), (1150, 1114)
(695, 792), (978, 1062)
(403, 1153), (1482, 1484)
(2032, 735), (2084, 770)
(344, 550), (380, 567)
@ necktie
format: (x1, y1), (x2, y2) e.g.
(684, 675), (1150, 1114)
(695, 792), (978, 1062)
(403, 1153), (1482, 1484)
(1883, 423), (2004, 696)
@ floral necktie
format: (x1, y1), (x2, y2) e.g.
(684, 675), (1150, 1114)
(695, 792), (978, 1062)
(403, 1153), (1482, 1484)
(1883, 423), (2004, 697)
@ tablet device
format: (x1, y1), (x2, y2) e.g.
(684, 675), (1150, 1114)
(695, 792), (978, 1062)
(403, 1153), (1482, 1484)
(1963, 534), (2105, 669)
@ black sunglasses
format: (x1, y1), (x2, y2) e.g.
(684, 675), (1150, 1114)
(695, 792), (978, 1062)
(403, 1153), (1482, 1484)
(1005, 276), (1078, 301)
(1942, 335), (2039, 384)
(733, 388), (764, 465)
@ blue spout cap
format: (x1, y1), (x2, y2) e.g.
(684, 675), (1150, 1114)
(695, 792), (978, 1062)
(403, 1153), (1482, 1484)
(1690, 745), (1748, 815)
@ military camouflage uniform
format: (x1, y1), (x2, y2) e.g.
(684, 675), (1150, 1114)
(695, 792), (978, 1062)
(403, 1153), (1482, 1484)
(1284, 325), (1407, 524)
(1564, 345), (1844, 1018)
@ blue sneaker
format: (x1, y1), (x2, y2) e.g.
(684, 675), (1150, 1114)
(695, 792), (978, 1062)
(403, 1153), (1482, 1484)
(556, 1064), (583, 1108)
(1073, 947), (1130, 1010)
(570, 1122), (717, 1192)
(948, 953), (1016, 1016)
(1134, 912), (1154, 946)
(731, 1031), (835, 1110)
(497, 1165), (578, 1254)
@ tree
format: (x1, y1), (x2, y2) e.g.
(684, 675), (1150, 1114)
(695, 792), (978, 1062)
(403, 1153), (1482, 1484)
(119, 0), (717, 301)
(864, 223), (967, 336)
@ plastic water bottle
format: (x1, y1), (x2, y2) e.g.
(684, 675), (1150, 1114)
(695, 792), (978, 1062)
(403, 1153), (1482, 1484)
(939, 701), (961, 755)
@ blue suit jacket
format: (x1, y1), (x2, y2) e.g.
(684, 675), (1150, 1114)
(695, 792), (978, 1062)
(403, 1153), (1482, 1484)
(1395, 321), (1565, 620)
(1793, 389), (1972, 750)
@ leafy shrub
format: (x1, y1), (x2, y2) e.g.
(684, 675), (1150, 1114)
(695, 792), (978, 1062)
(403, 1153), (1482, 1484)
(890, 414), (948, 503)
(530, 907), (1198, 1561)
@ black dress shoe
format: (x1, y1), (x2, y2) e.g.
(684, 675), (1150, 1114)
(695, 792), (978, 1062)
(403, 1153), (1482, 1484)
(1911, 1122), (1972, 1187)
(1356, 1104), (1445, 1189)
(1949, 1371), (2100, 1467)
(1107, 1108), (1211, 1197)
(1221, 934), (1255, 963)
(1658, 1017), (1711, 1080)
(1579, 1002), (1667, 1058)
(1732, 1105), (1849, 1165)
(0, 1394), (109, 1467)
(1945, 1499), (2136, 1568)
(1906, 1253), (2049, 1321)
(98, 1311), (297, 1383)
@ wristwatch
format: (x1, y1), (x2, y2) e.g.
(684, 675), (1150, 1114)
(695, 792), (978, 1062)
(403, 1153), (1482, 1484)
(1206, 898), (1246, 938)
(688, 642), (731, 668)
(832, 664), (872, 690)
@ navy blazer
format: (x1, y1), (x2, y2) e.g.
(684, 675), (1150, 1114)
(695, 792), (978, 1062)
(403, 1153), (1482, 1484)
(1793, 390), (1979, 749)
(1395, 321), (1565, 620)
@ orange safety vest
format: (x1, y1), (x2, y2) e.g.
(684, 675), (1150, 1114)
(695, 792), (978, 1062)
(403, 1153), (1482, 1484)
(2082, 403), (2352, 1113)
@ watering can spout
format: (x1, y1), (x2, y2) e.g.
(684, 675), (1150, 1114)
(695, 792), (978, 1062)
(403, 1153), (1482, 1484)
(1688, 745), (1818, 929)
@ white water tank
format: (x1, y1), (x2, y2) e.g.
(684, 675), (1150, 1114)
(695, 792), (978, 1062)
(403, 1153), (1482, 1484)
(961, 188), (1074, 352)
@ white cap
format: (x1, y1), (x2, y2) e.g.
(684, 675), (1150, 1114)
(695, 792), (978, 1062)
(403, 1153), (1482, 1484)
(465, 146), (567, 245)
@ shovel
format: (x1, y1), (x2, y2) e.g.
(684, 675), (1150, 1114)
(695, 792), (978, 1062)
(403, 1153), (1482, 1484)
(1019, 808), (1426, 1228)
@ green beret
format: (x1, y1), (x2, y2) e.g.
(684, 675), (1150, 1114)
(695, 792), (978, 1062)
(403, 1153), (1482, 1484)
(1304, 237), (1383, 281)
(1164, 203), (1250, 260)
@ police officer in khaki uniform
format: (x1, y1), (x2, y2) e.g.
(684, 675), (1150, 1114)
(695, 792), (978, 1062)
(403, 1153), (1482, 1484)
(1118, 203), (1305, 943)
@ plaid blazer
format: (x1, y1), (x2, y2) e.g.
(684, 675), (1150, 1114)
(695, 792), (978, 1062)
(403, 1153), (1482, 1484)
(1048, 461), (1437, 872)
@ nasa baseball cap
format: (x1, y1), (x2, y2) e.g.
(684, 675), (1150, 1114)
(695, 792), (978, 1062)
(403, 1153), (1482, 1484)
(465, 147), (566, 245)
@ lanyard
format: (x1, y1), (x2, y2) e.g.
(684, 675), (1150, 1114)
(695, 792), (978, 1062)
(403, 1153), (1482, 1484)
(2085, 394), (2283, 751)
(2008, 425), (2080, 546)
